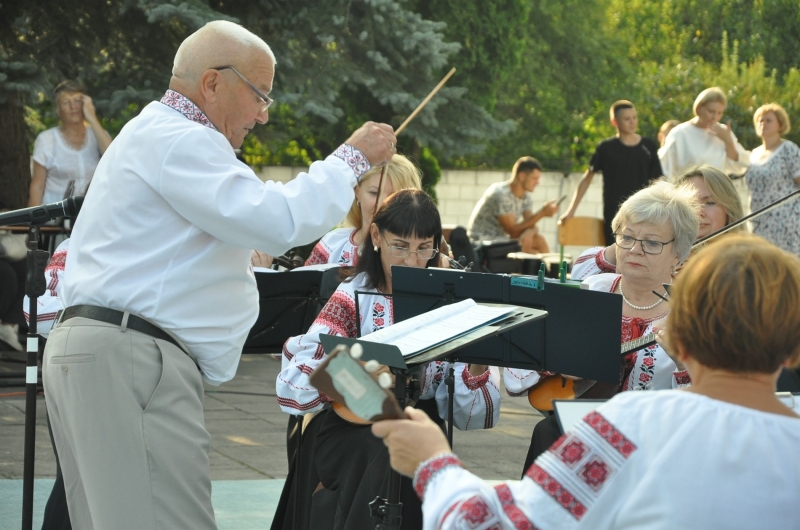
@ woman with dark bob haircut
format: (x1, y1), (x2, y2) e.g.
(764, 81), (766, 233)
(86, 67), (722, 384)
(275, 188), (500, 529)
(373, 234), (800, 529)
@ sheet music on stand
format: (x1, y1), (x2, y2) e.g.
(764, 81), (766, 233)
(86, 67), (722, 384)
(319, 303), (546, 367)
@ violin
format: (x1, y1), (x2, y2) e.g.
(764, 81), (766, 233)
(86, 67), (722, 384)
(271, 251), (305, 270)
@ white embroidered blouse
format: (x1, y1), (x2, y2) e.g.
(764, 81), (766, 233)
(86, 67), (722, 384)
(415, 390), (800, 529)
(304, 227), (360, 266)
(276, 271), (501, 430)
(504, 247), (690, 394)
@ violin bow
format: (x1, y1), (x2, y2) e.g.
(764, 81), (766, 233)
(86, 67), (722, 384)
(372, 67), (457, 218)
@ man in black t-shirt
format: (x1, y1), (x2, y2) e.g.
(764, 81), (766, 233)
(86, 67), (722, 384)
(560, 100), (663, 244)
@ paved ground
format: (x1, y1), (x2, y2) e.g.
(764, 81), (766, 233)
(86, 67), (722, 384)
(0, 349), (543, 527)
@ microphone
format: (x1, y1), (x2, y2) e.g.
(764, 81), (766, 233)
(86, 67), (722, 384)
(0, 197), (84, 226)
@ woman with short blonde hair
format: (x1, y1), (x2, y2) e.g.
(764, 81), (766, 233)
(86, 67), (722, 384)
(658, 86), (749, 179)
(746, 102), (800, 255)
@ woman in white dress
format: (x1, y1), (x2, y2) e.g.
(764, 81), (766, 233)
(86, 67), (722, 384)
(745, 103), (800, 256)
(374, 233), (800, 530)
(304, 154), (422, 266)
(29, 80), (113, 206)
(659, 87), (750, 179)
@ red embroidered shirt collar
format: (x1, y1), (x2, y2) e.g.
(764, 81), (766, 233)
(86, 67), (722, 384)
(160, 90), (218, 131)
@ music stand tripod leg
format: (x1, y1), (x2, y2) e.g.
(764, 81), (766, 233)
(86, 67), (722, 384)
(446, 361), (454, 446)
(369, 367), (408, 530)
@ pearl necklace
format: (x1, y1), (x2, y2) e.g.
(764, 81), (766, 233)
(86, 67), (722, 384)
(619, 281), (663, 311)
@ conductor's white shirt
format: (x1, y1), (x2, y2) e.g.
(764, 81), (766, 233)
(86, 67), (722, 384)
(62, 91), (370, 384)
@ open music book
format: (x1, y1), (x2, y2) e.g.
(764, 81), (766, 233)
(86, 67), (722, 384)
(359, 299), (517, 358)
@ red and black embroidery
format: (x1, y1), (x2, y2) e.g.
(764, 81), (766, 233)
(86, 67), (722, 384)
(317, 291), (358, 338)
(494, 484), (538, 529)
(160, 90), (217, 131)
(584, 411), (637, 458)
(372, 301), (386, 332)
(555, 439), (587, 468)
(332, 144), (371, 180)
(526, 463), (588, 519)
(414, 454), (462, 499)
(305, 245), (330, 266)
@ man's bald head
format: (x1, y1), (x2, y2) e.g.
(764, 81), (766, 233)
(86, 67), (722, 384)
(172, 20), (276, 83)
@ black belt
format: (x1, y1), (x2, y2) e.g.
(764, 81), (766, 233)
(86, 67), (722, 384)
(59, 305), (183, 352)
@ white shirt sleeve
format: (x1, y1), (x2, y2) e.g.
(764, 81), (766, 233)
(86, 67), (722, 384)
(276, 287), (357, 414)
(23, 239), (70, 338)
(430, 362), (501, 430)
(158, 127), (357, 256)
(571, 247), (613, 280)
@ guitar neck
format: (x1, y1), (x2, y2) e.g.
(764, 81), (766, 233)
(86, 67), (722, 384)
(621, 332), (657, 355)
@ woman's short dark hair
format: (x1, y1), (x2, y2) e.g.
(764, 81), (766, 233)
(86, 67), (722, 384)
(349, 188), (442, 290)
(668, 234), (800, 373)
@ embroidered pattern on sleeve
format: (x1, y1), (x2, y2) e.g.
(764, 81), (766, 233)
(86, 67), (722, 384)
(304, 243), (330, 266)
(45, 249), (67, 296)
(674, 370), (691, 386)
(526, 411), (637, 520)
(160, 90), (218, 131)
(494, 484), (538, 529)
(413, 453), (462, 499)
(594, 248), (616, 273)
(316, 291), (358, 338)
(332, 144), (371, 181)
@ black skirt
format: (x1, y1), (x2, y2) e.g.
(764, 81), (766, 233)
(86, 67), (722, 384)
(272, 399), (443, 530)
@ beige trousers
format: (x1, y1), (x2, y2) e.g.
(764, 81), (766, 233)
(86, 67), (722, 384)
(43, 316), (216, 529)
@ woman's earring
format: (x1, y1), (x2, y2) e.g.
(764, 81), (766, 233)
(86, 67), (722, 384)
(374, 245), (379, 252)
(357, 201), (361, 207)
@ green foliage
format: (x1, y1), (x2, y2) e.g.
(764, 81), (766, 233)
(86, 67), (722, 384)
(416, 146), (441, 201)
(453, 0), (628, 171)
(629, 33), (800, 150)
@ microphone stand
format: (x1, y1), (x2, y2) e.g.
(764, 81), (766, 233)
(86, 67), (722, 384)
(21, 226), (49, 530)
(0, 197), (84, 530)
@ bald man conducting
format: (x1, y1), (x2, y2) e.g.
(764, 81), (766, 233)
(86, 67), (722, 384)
(42, 21), (396, 530)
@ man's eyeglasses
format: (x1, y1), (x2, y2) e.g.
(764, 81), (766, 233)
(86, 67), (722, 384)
(382, 234), (439, 260)
(212, 65), (274, 113)
(613, 233), (675, 255)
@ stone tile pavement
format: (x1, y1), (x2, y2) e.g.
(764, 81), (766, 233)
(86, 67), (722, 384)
(1, 350), (543, 527)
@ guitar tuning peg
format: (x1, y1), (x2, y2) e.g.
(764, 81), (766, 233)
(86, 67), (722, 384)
(350, 343), (363, 359)
(378, 372), (392, 389)
(364, 360), (380, 373)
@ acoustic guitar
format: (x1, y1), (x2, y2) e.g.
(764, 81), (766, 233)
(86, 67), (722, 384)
(309, 345), (407, 425)
(527, 331), (658, 412)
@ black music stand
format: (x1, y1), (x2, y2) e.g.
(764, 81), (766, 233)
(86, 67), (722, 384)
(242, 267), (341, 354)
(392, 267), (622, 383)
(318, 304), (546, 530)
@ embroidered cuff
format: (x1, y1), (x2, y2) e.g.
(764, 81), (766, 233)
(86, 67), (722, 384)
(332, 144), (371, 181)
(594, 248), (616, 273)
(674, 370), (691, 386)
(461, 365), (490, 390)
(413, 452), (462, 500)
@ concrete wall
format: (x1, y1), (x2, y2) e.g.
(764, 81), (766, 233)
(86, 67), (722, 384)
(256, 166), (752, 258)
